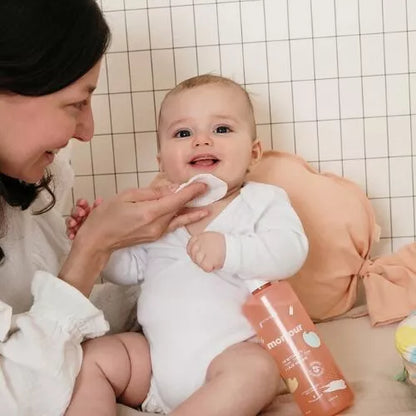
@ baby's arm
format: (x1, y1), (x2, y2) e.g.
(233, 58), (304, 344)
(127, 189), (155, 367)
(188, 186), (308, 280)
(100, 245), (147, 286)
(224, 189), (307, 280)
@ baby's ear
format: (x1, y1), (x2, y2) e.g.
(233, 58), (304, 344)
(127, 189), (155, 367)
(249, 139), (263, 169)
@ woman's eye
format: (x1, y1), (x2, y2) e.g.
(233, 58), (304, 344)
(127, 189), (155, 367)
(174, 129), (191, 138)
(215, 126), (231, 134)
(72, 100), (87, 110)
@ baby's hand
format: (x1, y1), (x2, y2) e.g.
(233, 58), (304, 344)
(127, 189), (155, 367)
(66, 198), (103, 240)
(187, 231), (226, 272)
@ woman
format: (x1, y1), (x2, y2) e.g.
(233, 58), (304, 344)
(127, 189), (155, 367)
(0, 1), (206, 415)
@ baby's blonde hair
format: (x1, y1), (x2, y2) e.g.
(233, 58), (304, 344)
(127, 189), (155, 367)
(157, 74), (257, 146)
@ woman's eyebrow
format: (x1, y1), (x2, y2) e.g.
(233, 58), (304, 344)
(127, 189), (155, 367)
(85, 85), (97, 94)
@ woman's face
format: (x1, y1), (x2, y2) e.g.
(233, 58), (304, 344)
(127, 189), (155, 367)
(0, 60), (101, 183)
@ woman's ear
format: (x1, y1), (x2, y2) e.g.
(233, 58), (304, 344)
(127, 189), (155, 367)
(248, 139), (263, 171)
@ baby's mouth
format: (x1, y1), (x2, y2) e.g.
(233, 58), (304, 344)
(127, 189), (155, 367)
(189, 155), (220, 167)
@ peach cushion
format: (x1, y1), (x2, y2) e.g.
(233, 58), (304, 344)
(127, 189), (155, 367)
(247, 151), (416, 326)
(247, 151), (377, 321)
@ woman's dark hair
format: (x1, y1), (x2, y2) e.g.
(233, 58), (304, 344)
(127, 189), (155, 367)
(0, 0), (111, 95)
(0, 0), (111, 260)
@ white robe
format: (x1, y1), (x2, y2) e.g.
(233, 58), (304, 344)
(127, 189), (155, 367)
(0, 151), (109, 416)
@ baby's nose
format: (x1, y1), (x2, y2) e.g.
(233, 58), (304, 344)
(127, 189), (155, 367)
(193, 134), (212, 147)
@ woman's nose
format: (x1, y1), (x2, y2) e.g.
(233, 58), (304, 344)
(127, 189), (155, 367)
(73, 105), (94, 142)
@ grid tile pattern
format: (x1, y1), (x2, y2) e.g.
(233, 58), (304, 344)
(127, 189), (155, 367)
(70, 0), (416, 255)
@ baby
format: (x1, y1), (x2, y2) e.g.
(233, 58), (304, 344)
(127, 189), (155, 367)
(67, 74), (308, 416)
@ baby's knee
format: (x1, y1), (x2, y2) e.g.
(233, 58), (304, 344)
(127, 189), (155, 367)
(81, 334), (129, 366)
(208, 343), (281, 397)
(245, 349), (281, 392)
(81, 333), (151, 400)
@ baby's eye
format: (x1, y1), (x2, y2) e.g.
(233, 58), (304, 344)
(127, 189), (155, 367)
(214, 126), (231, 134)
(174, 129), (191, 138)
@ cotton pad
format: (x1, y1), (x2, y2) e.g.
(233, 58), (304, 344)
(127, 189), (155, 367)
(176, 173), (228, 207)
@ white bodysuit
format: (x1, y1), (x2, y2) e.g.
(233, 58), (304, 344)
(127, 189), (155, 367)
(103, 182), (309, 412)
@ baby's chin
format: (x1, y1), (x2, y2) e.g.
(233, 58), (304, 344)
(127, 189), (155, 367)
(182, 173), (217, 184)
(168, 172), (200, 185)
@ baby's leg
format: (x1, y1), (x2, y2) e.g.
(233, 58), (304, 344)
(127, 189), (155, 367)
(170, 342), (281, 416)
(65, 332), (151, 416)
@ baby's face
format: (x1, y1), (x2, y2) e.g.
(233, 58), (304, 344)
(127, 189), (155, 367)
(157, 83), (261, 192)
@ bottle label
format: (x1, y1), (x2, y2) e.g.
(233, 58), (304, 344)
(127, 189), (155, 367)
(266, 323), (303, 349)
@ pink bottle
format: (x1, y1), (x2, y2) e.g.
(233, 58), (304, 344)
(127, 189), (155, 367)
(242, 280), (354, 416)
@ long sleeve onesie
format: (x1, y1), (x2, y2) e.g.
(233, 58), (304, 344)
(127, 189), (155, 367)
(102, 182), (309, 411)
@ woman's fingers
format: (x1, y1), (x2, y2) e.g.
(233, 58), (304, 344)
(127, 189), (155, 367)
(152, 182), (207, 216)
(133, 183), (207, 238)
(167, 209), (208, 232)
(120, 185), (179, 203)
(121, 183), (206, 212)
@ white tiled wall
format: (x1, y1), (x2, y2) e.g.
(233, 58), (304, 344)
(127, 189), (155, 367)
(70, 0), (416, 255)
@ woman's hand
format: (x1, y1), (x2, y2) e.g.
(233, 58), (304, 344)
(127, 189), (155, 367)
(59, 183), (207, 296)
(79, 183), (208, 250)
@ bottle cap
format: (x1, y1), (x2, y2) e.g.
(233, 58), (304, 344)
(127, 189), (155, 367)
(245, 279), (270, 293)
